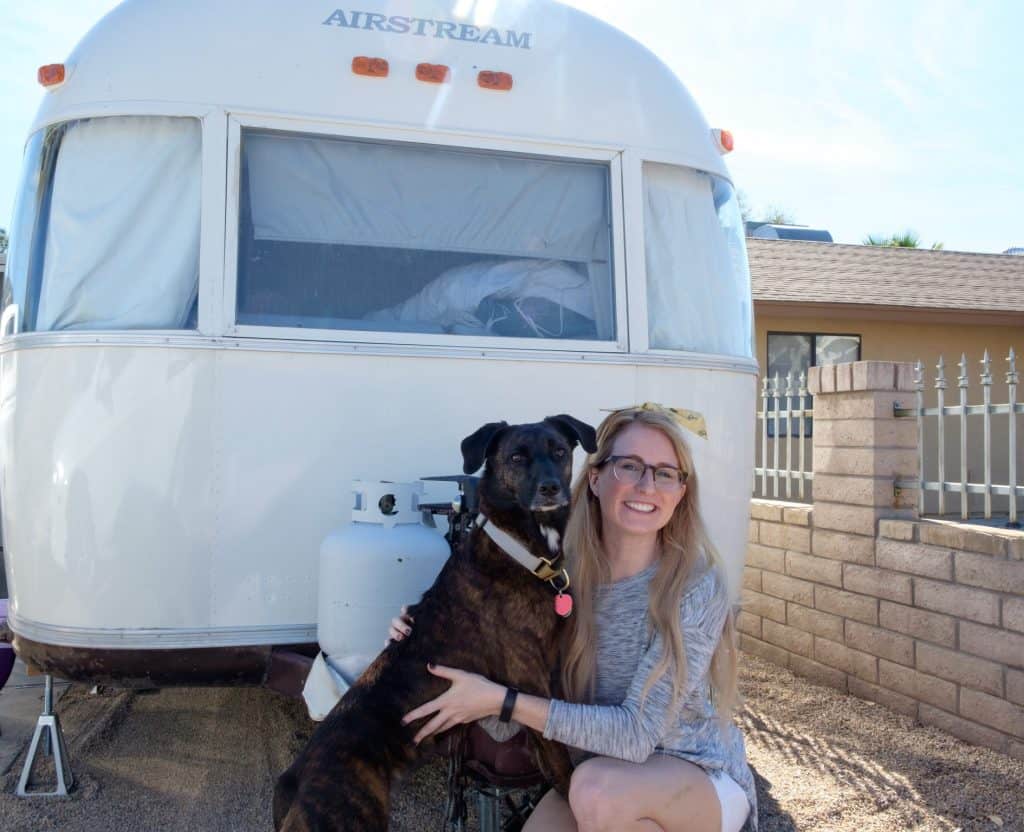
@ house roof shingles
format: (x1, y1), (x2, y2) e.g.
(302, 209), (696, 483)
(747, 239), (1024, 314)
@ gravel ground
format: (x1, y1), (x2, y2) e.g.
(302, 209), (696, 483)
(737, 656), (1022, 832)
(1, 653), (1021, 831)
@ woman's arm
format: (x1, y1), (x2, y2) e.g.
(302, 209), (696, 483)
(400, 567), (730, 755)
(542, 568), (730, 763)
(509, 691), (553, 733)
(401, 664), (553, 743)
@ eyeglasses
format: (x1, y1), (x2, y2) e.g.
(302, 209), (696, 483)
(600, 455), (688, 491)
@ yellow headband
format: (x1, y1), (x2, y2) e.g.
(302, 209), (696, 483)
(601, 402), (708, 440)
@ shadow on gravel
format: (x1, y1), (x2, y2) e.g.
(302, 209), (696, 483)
(738, 653), (1024, 832)
(751, 765), (797, 832)
(740, 704), (937, 830)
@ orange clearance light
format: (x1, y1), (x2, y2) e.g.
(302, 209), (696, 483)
(416, 63), (450, 84)
(478, 71), (513, 91)
(38, 64), (66, 88)
(352, 56), (389, 78)
(712, 128), (735, 154)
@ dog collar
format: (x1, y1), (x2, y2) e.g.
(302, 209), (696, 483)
(474, 514), (569, 589)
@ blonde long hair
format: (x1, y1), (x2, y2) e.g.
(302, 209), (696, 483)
(560, 407), (739, 717)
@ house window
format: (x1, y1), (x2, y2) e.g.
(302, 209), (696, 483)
(765, 332), (861, 435)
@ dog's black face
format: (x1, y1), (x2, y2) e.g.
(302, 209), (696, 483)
(461, 415), (597, 517)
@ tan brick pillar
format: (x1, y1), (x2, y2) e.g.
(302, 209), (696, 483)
(807, 361), (919, 566)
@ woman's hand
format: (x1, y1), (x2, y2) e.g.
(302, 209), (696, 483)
(402, 664), (506, 745)
(386, 606), (414, 646)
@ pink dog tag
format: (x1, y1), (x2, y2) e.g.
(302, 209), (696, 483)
(555, 592), (574, 618)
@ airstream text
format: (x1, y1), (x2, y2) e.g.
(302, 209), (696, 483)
(322, 9), (534, 49)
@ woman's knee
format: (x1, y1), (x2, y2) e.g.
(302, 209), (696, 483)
(568, 758), (624, 830)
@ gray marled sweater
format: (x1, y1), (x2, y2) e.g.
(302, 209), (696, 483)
(543, 559), (758, 831)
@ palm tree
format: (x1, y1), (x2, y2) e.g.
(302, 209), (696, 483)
(0, 228), (7, 254)
(763, 206), (796, 225)
(862, 230), (944, 249)
(735, 189), (753, 222)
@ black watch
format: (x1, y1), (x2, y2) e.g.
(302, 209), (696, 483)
(499, 687), (519, 723)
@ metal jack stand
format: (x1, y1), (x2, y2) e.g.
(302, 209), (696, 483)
(473, 783), (541, 832)
(477, 785), (503, 832)
(16, 674), (74, 796)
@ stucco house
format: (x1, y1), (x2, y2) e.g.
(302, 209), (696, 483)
(748, 238), (1023, 400)
(748, 238), (1024, 514)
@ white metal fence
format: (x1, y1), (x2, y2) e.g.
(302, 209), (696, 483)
(753, 372), (813, 503)
(895, 349), (1022, 525)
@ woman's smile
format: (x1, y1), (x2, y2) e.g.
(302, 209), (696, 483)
(623, 500), (656, 513)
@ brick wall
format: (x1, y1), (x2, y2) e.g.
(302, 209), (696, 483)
(740, 360), (1024, 760)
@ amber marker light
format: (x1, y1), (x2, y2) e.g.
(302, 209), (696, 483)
(416, 63), (449, 83)
(711, 128), (734, 154)
(478, 71), (513, 91)
(352, 57), (389, 77)
(38, 64), (66, 88)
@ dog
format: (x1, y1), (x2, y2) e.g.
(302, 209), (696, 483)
(273, 414), (597, 831)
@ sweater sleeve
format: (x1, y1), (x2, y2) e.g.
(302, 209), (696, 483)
(542, 566), (731, 764)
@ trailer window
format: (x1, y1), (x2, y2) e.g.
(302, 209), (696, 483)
(642, 164), (753, 358)
(1, 131), (44, 321)
(10, 116), (200, 333)
(236, 131), (615, 341)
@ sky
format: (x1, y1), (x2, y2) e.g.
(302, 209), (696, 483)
(1, 0), (1022, 254)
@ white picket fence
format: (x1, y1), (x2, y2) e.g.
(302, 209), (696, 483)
(753, 371), (813, 503)
(753, 350), (1023, 525)
(895, 349), (1022, 525)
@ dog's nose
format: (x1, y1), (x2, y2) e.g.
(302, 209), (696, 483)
(538, 480), (561, 497)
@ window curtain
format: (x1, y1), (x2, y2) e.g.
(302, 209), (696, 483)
(643, 163), (750, 357)
(244, 133), (615, 338)
(35, 116), (201, 331)
(246, 133), (608, 260)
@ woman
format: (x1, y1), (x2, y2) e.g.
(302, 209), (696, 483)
(393, 405), (757, 832)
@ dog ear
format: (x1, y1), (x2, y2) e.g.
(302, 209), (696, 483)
(461, 421), (509, 474)
(544, 414), (598, 454)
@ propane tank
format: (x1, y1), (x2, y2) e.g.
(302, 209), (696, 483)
(317, 481), (450, 686)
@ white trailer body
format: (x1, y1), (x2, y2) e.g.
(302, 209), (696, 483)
(1, 0), (755, 684)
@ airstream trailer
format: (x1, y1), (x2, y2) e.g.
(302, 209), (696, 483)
(1, 0), (755, 687)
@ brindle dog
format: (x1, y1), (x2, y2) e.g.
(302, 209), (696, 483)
(273, 414), (597, 831)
